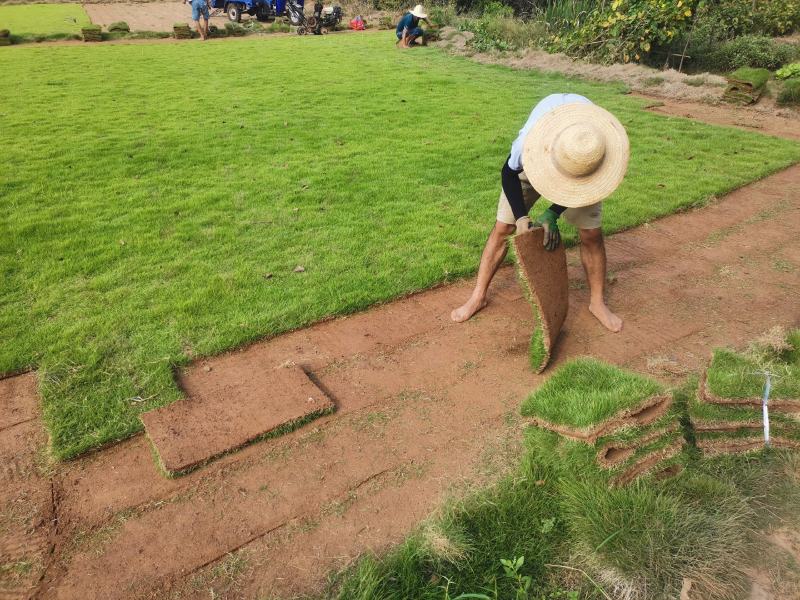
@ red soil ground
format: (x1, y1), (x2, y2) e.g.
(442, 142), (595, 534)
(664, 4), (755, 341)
(2, 102), (800, 600)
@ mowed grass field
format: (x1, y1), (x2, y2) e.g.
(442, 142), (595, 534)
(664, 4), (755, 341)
(0, 3), (89, 36)
(2, 33), (799, 459)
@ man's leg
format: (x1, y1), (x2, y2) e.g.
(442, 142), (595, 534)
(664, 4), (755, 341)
(451, 221), (515, 322)
(202, 16), (209, 38)
(578, 227), (622, 332)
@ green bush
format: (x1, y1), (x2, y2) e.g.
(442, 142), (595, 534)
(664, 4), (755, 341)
(778, 77), (800, 105)
(377, 15), (394, 29)
(776, 62), (800, 80)
(696, 35), (797, 72)
(551, 0), (698, 64)
(461, 2), (546, 52)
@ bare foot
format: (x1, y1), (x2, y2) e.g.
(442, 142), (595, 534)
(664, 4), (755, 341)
(450, 298), (488, 323)
(589, 301), (623, 332)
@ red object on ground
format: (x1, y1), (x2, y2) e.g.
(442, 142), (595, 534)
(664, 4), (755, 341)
(350, 16), (365, 30)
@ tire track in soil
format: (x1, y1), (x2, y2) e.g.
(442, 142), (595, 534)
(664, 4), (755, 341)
(1, 106), (798, 600)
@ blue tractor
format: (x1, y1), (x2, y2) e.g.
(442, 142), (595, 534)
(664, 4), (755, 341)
(212, 0), (305, 24)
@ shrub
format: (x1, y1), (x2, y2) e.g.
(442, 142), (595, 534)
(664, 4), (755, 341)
(377, 15), (394, 29)
(462, 2), (546, 52)
(428, 3), (458, 28)
(551, 0), (698, 64)
(776, 62), (800, 80)
(704, 35), (797, 72)
(778, 78), (800, 105)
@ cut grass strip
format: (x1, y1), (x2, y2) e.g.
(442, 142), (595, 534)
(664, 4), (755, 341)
(2, 34), (800, 459)
(521, 358), (668, 441)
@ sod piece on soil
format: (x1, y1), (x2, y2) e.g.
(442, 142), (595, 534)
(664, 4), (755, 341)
(140, 364), (334, 475)
(521, 358), (669, 442)
(0, 30), (9, 46)
(723, 67), (770, 105)
(512, 227), (568, 373)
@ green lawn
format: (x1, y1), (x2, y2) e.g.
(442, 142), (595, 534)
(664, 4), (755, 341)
(2, 33), (800, 459)
(0, 3), (89, 37)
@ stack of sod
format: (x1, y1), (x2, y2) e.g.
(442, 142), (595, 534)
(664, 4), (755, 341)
(0, 29), (10, 47)
(693, 329), (800, 456)
(107, 21), (130, 33)
(522, 358), (686, 486)
(224, 22), (247, 36)
(81, 24), (103, 42)
(173, 23), (193, 39)
(723, 67), (770, 105)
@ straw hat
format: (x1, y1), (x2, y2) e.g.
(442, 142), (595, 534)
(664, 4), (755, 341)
(522, 103), (630, 208)
(410, 4), (427, 18)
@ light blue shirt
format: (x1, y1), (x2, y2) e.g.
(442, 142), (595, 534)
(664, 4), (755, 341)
(507, 93), (593, 171)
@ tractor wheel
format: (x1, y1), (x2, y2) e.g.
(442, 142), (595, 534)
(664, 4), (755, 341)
(227, 3), (242, 22)
(306, 15), (317, 28)
(320, 26), (329, 34)
(296, 25), (307, 34)
(255, 5), (271, 21)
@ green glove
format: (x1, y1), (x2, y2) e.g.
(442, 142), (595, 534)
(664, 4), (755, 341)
(533, 208), (561, 251)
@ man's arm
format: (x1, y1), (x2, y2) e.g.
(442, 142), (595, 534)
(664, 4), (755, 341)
(501, 158), (544, 235)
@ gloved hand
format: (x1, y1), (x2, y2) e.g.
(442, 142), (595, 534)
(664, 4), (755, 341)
(533, 208), (561, 251)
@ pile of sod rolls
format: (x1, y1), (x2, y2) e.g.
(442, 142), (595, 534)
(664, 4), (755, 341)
(522, 358), (686, 487)
(81, 24), (102, 42)
(693, 328), (800, 457)
(173, 22), (193, 39)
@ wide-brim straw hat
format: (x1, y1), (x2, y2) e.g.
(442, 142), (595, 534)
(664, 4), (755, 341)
(522, 103), (630, 208)
(410, 4), (427, 18)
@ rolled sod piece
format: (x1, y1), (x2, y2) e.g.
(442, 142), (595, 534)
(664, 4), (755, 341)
(696, 431), (800, 457)
(108, 21), (130, 32)
(700, 338), (800, 413)
(689, 385), (800, 433)
(173, 23), (193, 39)
(0, 37), (10, 46)
(512, 227), (568, 373)
(521, 358), (671, 443)
(595, 417), (682, 470)
(0, 29), (10, 38)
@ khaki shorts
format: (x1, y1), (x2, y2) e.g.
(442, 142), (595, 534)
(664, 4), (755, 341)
(496, 172), (602, 230)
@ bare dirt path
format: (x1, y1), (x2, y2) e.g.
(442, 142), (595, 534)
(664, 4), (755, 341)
(2, 105), (799, 600)
(83, 1), (232, 32)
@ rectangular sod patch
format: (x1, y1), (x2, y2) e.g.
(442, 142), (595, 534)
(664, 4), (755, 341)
(141, 365), (334, 475)
(521, 358), (669, 441)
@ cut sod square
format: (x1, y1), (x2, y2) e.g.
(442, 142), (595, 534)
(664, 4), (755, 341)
(521, 358), (670, 442)
(695, 428), (800, 457)
(701, 331), (800, 412)
(512, 227), (568, 373)
(141, 364), (334, 475)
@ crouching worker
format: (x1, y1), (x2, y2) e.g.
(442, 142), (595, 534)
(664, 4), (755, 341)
(450, 93), (630, 333)
(396, 4), (428, 47)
